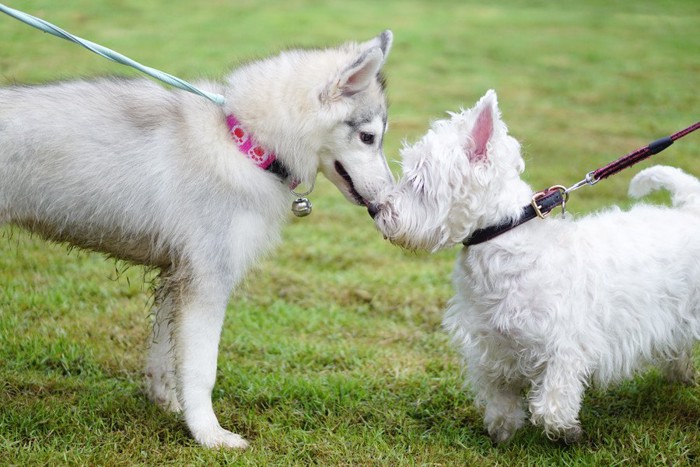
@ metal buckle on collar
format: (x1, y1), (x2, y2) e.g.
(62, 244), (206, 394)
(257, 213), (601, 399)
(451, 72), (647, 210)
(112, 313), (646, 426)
(530, 185), (568, 219)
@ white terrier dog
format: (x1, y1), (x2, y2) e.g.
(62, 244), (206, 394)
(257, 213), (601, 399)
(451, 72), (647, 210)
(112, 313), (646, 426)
(372, 90), (700, 443)
(1, 31), (394, 448)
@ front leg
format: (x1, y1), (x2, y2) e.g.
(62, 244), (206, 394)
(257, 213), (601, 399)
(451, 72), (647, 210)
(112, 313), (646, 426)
(528, 357), (587, 443)
(462, 356), (527, 444)
(173, 279), (249, 449)
(145, 279), (182, 413)
(477, 379), (527, 444)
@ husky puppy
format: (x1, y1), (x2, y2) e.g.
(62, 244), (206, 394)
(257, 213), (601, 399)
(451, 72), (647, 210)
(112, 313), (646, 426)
(0, 31), (393, 448)
(372, 90), (699, 443)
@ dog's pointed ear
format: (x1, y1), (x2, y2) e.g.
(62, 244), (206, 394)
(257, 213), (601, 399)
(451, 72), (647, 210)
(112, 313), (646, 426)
(361, 29), (393, 63)
(321, 31), (392, 103)
(336, 47), (384, 98)
(467, 90), (499, 162)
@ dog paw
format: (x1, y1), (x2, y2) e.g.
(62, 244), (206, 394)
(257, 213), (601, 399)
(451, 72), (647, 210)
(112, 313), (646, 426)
(489, 427), (517, 444)
(145, 370), (182, 413)
(667, 371), (698, 387)
(562, 426), (583, 444)
(542, 424), (583, 444)
(193, 425), (249, 449)
(154, 391), (183, 413)
(486, 415), (525, 444)
(663, 359), (697, 387)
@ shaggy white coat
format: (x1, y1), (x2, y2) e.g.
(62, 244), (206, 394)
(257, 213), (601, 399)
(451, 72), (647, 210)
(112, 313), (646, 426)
(0, 31), (394, 448)
(374, 90), (700, 443)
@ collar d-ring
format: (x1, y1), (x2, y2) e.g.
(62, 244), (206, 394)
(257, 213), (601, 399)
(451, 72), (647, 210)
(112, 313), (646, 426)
(291, 181), (314, 197)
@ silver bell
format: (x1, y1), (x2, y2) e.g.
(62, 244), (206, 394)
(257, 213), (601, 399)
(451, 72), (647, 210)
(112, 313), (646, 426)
(291, 197), (312, 217)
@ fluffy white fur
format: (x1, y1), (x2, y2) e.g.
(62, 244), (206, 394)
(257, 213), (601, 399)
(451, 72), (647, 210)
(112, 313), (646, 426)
(373, 90), (700, 443)
(0, 31), (394, 448)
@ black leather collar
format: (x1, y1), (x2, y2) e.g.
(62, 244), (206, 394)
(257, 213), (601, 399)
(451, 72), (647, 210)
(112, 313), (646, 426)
(266, 159), (292, 184)
(463, 189), (565, 247)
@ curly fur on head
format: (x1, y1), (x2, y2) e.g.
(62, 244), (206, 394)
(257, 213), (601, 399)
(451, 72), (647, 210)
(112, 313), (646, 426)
(373, 90), (529, 252)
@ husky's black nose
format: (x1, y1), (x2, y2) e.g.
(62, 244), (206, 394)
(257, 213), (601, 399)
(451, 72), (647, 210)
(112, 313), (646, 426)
(367, 202), (380, 219)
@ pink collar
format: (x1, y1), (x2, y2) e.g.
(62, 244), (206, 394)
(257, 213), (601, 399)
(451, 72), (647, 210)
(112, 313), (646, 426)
(226, 114), (277, 170)
(225, 114), (299, 189)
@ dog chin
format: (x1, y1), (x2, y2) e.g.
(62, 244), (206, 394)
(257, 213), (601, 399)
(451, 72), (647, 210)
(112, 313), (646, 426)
(373, 210), (415, 249)
(388, 227), (443, 252)
(373, 205), (441, 251)
(338, 187), (367, 206)
(333, 161), (369, 206)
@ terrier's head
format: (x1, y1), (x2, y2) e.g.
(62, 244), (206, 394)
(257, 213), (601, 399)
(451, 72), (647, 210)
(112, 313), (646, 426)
(371, 90), (526, 251)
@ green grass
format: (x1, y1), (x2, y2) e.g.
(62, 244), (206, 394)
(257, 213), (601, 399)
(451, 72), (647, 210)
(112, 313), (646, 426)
(1, 0), (699, 464)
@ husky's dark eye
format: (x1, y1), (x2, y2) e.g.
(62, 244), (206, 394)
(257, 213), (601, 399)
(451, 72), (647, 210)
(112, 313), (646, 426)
(359, 132), (375, 145)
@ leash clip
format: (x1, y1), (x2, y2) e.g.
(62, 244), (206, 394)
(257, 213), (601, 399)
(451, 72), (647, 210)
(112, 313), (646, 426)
(566, 171), (599, 194)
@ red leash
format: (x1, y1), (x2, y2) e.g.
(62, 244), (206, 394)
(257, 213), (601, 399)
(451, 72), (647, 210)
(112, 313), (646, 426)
(567, 121), (700, 192)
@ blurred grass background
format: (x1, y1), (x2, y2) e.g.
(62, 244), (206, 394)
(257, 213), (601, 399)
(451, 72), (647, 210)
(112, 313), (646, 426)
(1, 0), (698, 464)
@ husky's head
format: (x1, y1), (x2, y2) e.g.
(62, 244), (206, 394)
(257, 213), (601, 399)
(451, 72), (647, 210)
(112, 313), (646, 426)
(314, 30), (395, 209)
(371, 90), (528, 252)
(225, 31), (394, 210)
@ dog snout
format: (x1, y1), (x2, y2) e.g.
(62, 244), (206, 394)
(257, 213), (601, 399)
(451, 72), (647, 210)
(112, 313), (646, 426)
(367, 202), (381, 219)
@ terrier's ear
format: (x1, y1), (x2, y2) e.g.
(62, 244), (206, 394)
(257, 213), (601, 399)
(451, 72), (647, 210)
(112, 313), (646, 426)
(467, 90), (498, 162)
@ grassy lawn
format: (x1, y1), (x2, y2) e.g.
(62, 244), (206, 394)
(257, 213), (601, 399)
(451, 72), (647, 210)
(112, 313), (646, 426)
(1, 0), (699, 464)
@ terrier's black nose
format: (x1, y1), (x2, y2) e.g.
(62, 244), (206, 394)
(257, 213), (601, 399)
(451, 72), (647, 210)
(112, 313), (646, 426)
(367, 203), (380, 219)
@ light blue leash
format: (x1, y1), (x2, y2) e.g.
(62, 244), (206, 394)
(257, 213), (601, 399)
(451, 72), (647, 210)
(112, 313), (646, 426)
(0, 3), (227, 106)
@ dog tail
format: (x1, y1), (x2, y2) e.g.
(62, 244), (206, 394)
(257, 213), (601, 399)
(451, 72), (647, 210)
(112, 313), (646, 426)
(629, 165), (700, 207)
